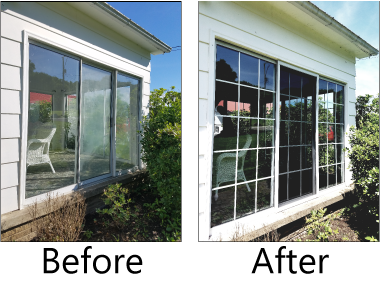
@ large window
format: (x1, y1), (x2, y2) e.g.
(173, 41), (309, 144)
(210, 43), (345, 228)
(26, 43), (140, 199)
(211, 44), (276, 227)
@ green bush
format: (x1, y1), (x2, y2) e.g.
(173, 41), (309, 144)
(346, 94), (379, 241)
(140, 87), (181, 241)
(96, 183), (132, 229)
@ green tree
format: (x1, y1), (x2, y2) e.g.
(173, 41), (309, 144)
(140, 87), (181, 241)
(346, 94), (379, 241)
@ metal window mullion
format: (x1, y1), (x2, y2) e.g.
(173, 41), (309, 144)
(76, 59), (83, 185)
(233, 52), (241, 221)
(315, 77), (319, 195)
(274, 61), (280, 209)
(287, 71), (290, 201)
(111, 70), (117, 177)
(255, 59), (261, 213)
(300, 78), (303, 197)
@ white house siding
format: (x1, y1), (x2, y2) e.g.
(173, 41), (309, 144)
(199, 2), (357, 240)
(1, 2), (152, 214)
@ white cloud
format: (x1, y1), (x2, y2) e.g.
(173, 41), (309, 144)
(334, 1), (361, 27)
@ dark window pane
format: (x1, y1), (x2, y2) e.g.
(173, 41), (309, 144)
(302, 122), (312, 145)
(211, 186), (235, 227)
(279, 174), (288, 203)
(319, 167), (328, 190)
(328, 165), (336, 187)
(257, 178), (273, 211)
(302, 169), (312, 195)
(240, 86), (258, 117)
(302, 75), (315, 100)
(336, 124), (344, 143)
(280, 121), (289, 146)
(280, 94), (290, 120)
(302, 146), (312, 169)
(279, 147), (288, 173)
(289, 97), (302, 121)
(259, 119), (274, 148)
(240, 53), (258, 87)
(290, 71), (302, 98)
(327, 82), (336, 103)
(289, 122), (301, 145)
(238, 149), (257, 183)
(319, 122), (327, 144)
(336, 104), (344, 124)
(260, 60), (275, 91)
(328, 144), (335, 164)
(216, 45), (239, 83)
(280, 69), (289, 94)
(257, 148), (273, 179)
(238, 118), (257, 149)
(215, 81), (239, 116)
(289, 171), (301, 200)
(336, 144), (343, 163)
(289, 146), (300, 172)
(318, 100), (327, 122)
(213, 116), (238, 151)
(337, 163), (344, 184)
(319, 79), (327, 100)
(319, 145), (327, 166)
(259, 91), (274, 118)
(236, 182), (256, 219)
(302, 98), (312, 122)
(212, 151), (237, 188)
(336, 84), (344, 104)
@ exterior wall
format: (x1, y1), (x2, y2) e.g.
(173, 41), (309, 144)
(199, 2), (357, 241)
(1, 2), (152, 214)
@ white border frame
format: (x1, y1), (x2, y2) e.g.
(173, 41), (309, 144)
(20, 30), (144, 209)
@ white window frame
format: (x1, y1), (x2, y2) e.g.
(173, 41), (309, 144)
(205, 34), (348, 237)
(20, 31), (143, 208)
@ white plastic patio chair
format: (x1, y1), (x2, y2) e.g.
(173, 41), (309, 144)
(214, 135), (252, 201)
(27, 125), (56, 173)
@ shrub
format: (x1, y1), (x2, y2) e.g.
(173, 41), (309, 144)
(96, 183), (132, 229)
(140, 87), (181, 241)
(29, 192), (86, 242)
(346, 94), (379, 240)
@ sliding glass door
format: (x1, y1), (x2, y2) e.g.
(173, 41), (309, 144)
(278, 66), (316, 203)
(80, 64), (112, 181)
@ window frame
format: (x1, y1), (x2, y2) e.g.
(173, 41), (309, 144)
(208, 40), (347, 230)
(20, 31), (142, 208)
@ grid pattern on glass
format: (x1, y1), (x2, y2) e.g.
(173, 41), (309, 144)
(318, 79), (345, 190)
(279, 66), (315, 203)
(211, 44), (275, 227)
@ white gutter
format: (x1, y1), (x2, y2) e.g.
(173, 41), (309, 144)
(290, 1), (379, 58)
(93, 2), (172, 54)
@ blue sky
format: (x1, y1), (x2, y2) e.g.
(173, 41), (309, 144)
(107, 2), (181, 92)
(312, 1), (379, 97)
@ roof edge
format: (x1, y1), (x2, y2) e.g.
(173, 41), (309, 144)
(290, 1), (379, 58)
(93, 2), (172, 54)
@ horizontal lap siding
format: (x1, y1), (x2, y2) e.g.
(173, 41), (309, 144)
(1, 20), (22, 213)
